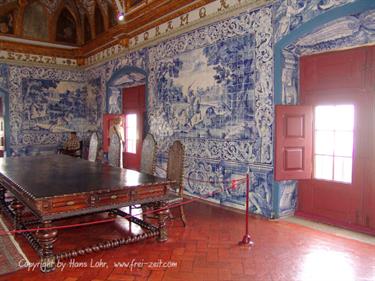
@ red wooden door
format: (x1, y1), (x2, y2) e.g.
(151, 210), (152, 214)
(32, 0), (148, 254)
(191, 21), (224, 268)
(363, 46), (375, 230)
(0, 98), (4, 158)
(298, 47), (372, 229)
(122, 85), (145, 170)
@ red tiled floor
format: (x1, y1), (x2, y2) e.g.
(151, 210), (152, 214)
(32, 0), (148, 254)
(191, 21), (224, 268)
(1, 201), (375, 281)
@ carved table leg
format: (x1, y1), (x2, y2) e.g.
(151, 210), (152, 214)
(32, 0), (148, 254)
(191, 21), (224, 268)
(157, 201), (169, 242)
(0, 186), (6, 207)
(36, 221), (58, 272)
(11, 199), (24, 233)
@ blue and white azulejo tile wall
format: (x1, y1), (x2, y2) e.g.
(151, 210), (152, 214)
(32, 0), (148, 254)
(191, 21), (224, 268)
(0, 0), (372, 218)
(84, 0), (371, 218)
(146, 6), (274, 215)
(2, 65), (104, 156)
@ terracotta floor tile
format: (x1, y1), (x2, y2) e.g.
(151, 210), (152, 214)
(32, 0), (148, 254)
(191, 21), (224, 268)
(1, 201), (374, 281)
(107, 273), (136, 281)
(147, 270), (165, 281)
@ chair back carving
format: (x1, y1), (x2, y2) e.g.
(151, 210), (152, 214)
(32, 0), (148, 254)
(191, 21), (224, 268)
(88, 133), (98, 162)
(108, 131), (122, 168)
(166, 141), (185, 195)
(140, 134), (157, 175)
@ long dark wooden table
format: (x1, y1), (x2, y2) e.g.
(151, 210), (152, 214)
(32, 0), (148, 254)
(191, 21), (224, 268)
(0, 155), (174, 272)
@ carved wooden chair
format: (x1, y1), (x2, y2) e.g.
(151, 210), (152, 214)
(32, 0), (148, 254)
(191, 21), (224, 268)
(108, 131), (122, 168)
(132, 134), (157, 213)
(87, 132), (98, 162)
(165, 140), (186, 226)
(140, 133), (157, 175)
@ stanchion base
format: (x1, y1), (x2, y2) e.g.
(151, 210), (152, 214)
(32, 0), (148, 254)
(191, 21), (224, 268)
(238, 234), (254, 246)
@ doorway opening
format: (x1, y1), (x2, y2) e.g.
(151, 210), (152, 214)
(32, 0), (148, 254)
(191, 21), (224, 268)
(297, 46), (375, 233)
(122, 85), (145, 170)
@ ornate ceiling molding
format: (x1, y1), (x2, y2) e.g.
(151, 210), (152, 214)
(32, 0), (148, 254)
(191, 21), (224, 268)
(85, 0), (272, 66)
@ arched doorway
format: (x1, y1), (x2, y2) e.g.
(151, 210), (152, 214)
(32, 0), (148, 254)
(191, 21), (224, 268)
(105, 66), (147, 169)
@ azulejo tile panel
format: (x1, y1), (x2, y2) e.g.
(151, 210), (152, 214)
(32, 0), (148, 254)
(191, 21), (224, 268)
(6, 65), (102, 155)
(0, 64), (8, 90)
(155, 153), (274, 217)
(145, 6), (274, 215)
(273, 0), (355, 42)
(292, 9), (375, 56)
(86, 49), (147, 115)
(148, 6), (274, 164)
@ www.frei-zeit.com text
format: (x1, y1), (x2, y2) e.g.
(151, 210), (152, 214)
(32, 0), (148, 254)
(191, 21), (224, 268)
(19, 259), (178, 271)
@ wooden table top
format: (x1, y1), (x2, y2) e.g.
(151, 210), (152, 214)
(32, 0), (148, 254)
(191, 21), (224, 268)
(0, 155), (169, 200)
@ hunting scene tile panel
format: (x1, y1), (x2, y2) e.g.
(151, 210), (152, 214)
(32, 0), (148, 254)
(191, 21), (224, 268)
(6, 65), (102, 156)
(21, 79), (96, 133)
(147, 6), (274, 216)
(152, 34), (256, 141)
(148, 6), (274, 164)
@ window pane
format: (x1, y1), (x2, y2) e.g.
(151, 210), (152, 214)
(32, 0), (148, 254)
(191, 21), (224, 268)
(314, 155), (333, 180)
(334, 131), (353, 157)
(334, 105), (354, 131)
(315, 131), (334, 155)
(315, 106), (335, 130)
(334, 157), (352, 183)
(127, 140), (136, 154)
(125, 114), (137, 154)
(314, 104), (354, 183)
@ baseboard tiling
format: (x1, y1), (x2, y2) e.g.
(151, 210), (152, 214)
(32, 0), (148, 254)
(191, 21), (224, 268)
(281, 216), (375, 245)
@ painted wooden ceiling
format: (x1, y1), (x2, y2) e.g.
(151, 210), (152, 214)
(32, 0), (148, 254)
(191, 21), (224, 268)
(0, 0), (215, 65)
(0, 0), (119, 44)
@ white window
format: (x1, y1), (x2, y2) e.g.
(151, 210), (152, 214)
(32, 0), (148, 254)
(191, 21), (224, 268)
(314, 105), (354, 183)
(125, 114), (137, 154)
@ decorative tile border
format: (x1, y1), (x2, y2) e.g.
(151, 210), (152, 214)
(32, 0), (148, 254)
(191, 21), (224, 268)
(273, 0), (354, 42)
(85, 44), (126, 66)
(128, 0), (272, 48)
(0, 50), (78, 68)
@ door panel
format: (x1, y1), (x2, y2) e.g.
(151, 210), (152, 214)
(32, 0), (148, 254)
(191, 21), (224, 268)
(364, 47), (375, 229)
(122, 85), (145, 170)
(275, 105), (313, 180)
(299, 47), (371, 229)
(300, 48), (366, 94)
